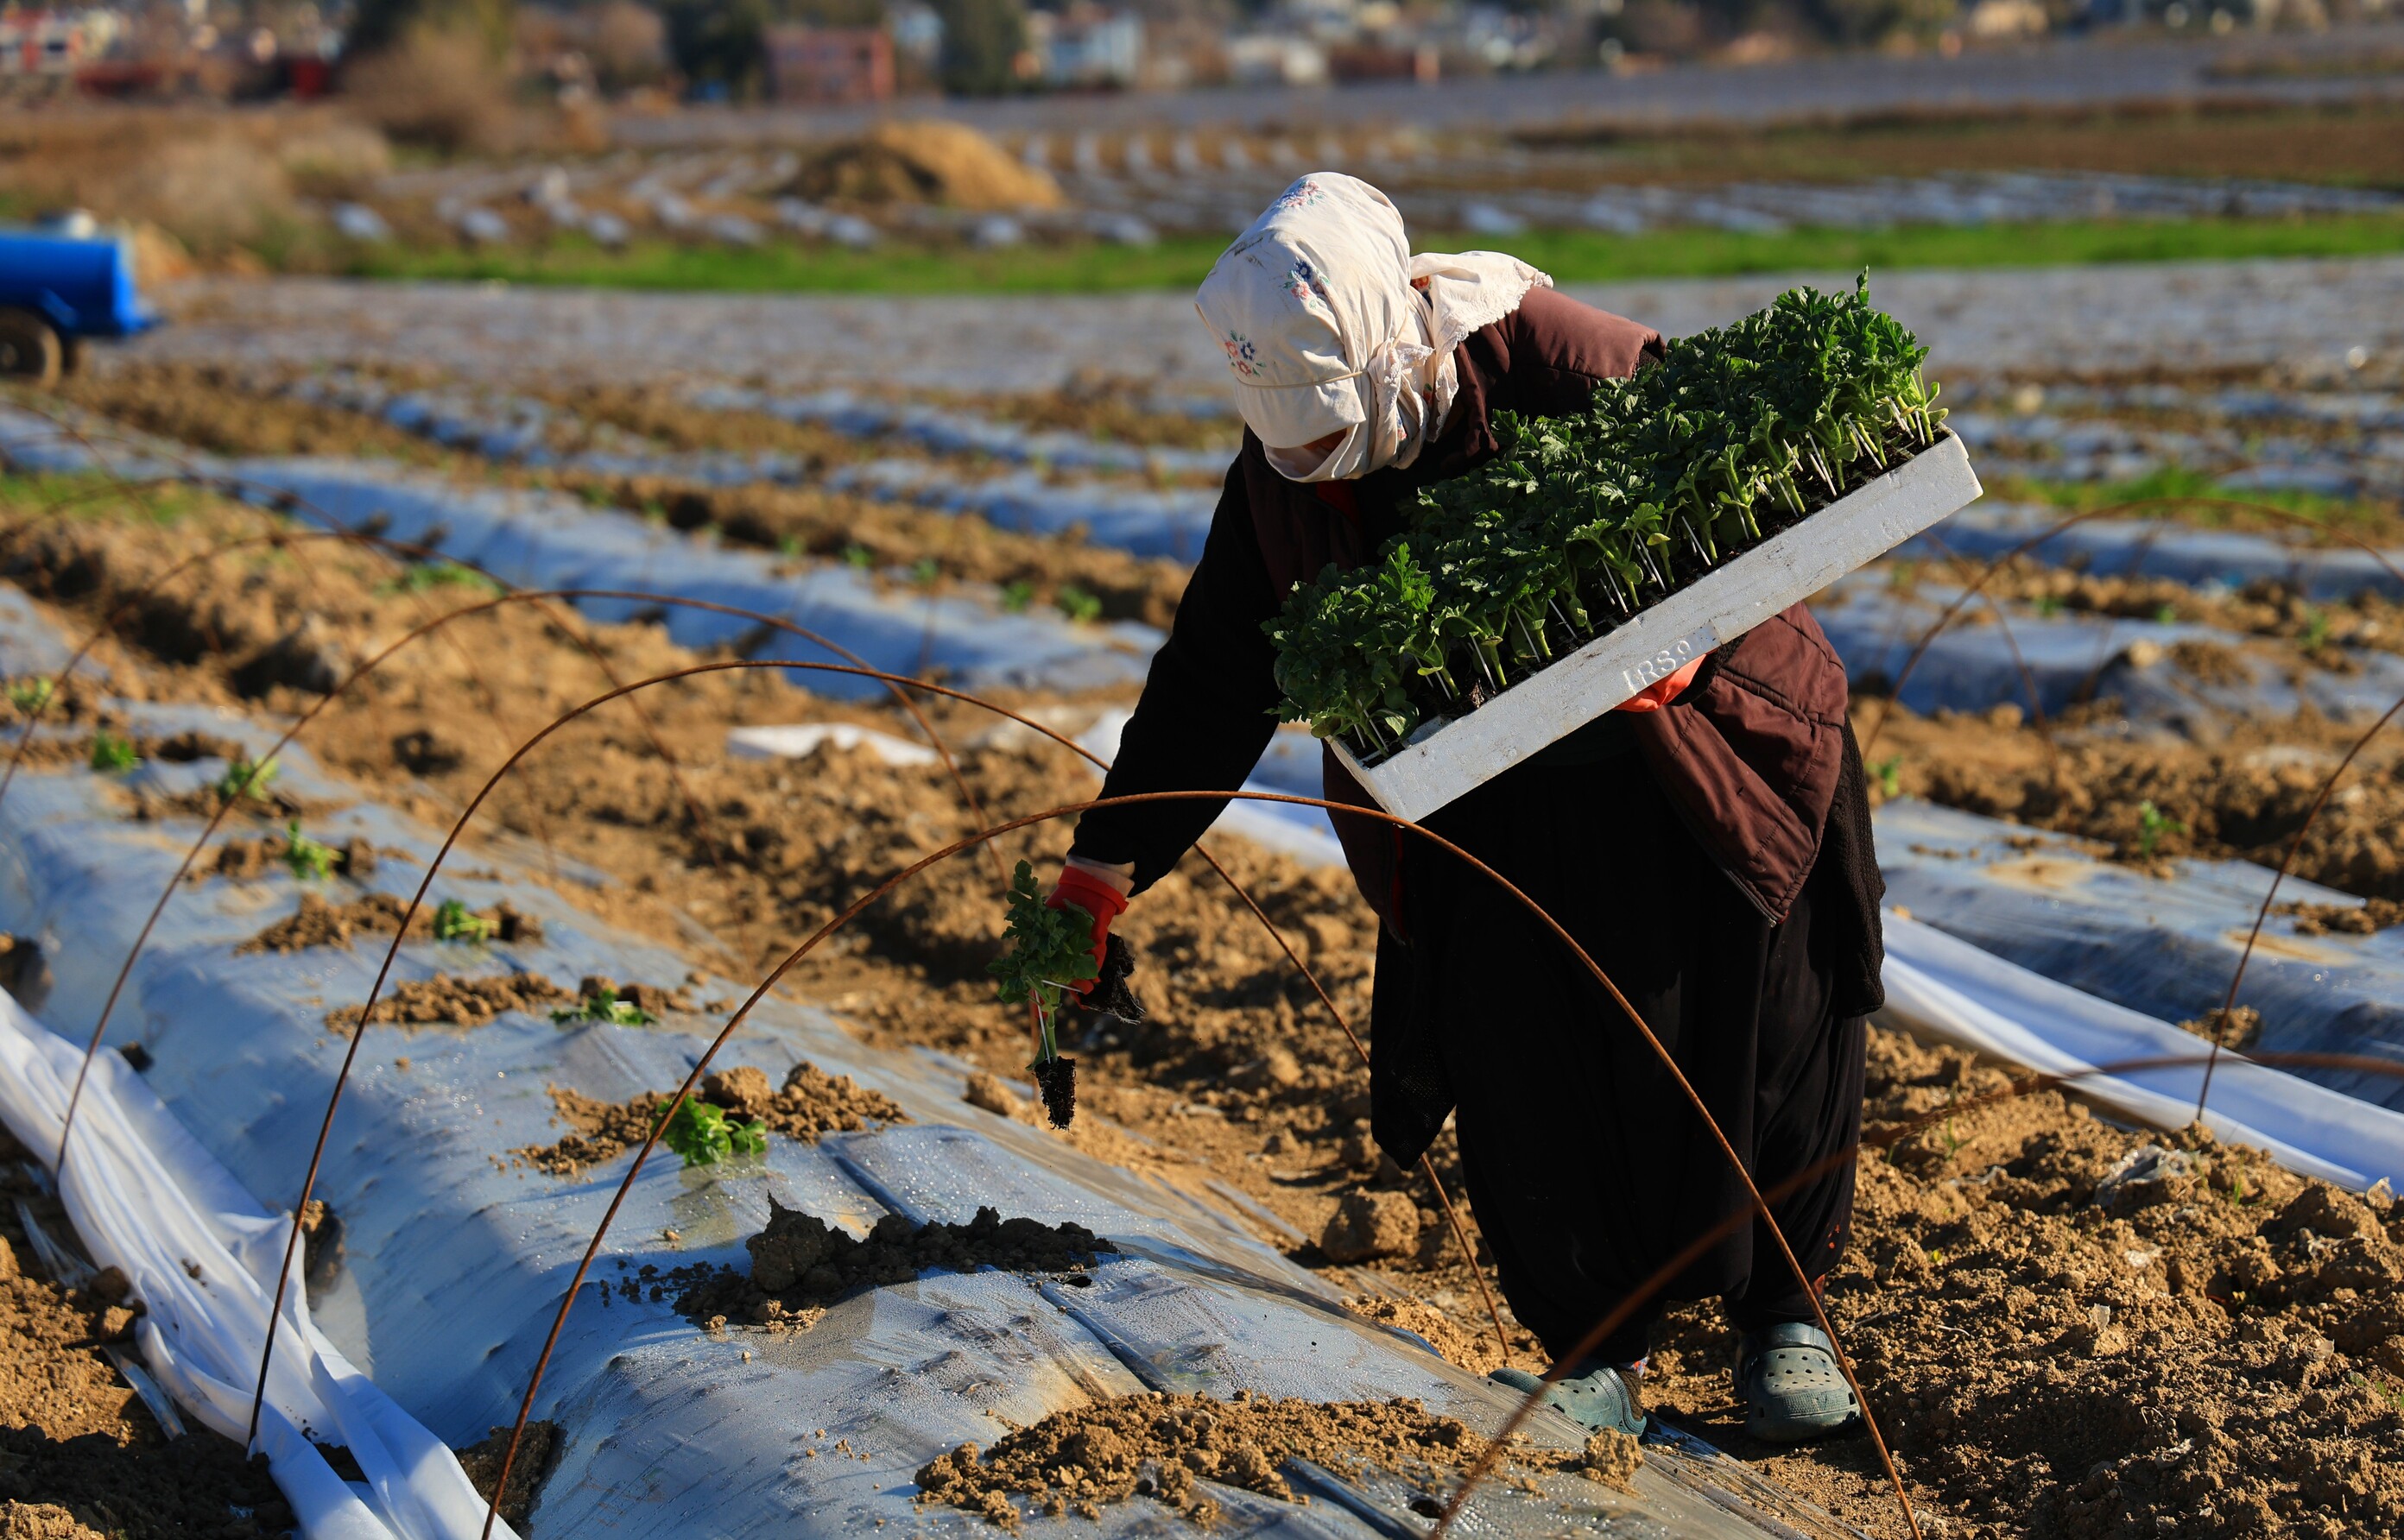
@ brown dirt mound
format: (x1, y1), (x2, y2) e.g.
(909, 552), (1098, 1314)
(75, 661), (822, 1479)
(1935, 562), (2404, 659)
(791, 121), (1064, 211)
(680, 1200), (1113, 1330)
(1862, 699), (2404, 899)
(59, 363), (439, 463)
(2281, 897), (2404, 935)
(519, 1060), (906, 1176)
(914, 1390), (1636, 1529)
(0, 1129), (291, 1538)
(237, 891), (542, 953)
(327, 970), (573, 1029)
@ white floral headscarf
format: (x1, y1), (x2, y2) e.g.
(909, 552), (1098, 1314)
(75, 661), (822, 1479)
(1195, 174), (1551, 483)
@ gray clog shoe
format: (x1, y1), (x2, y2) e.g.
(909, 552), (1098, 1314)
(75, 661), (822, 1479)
(1487, 1364), (1646, 1436)
(1735, 1322), (1859, 1442)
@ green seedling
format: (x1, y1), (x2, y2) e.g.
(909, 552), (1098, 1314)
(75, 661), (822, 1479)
(432, 899), (497, 943)
(1871, 755), (1903, 799)
(659, 1096), (768, 1167)
(999, 580), (1035, 613)
(550, 986), (655, 1027)
(2034, 593), (2065, 619)
(7, 678), (53, 714)
(990, 861), (1099, 1128)
(2153, 603), (2179, 625)
(282, 822), (338, 880)
(2301, 607), (2333, 652)
(88, 730), (140, 773)
(578, 483), (615, 508)
(1055, 586), (1103, 624)
(842, 544), (874, 568)
(1265, 276), (1945, 761)
(777, 533), (804, 557)
(216, 754), (280, 802)
(641, 501), (667, 524)
(910, 557), (941, 588)
(2134, 799), (2185, 859)
(389, 561), (499, 596)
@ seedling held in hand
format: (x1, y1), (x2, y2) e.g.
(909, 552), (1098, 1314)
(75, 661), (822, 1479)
(660, 1096), (767, 1167)
(989, 861), (1098, 1129)
(88, 730), (140, 773)
(283, 823), (338, 880)
(432, 899), (497, 943)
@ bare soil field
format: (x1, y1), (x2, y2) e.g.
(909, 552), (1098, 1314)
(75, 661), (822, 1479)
(3, 471), (2401, 1536)
(47, 363), (1194, 628)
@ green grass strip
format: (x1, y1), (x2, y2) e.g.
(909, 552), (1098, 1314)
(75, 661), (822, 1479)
(338, 213), (2404, 296)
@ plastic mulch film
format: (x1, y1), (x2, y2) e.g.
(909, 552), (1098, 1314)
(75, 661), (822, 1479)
(1916, 502), (2404, 603)
(0, 590), (1857, 1539)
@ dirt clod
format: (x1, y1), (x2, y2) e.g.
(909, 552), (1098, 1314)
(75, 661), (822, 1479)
(517, 1061), (907, 1176)
(963, 1071), (1028, 1121)
(237, 891), (541, 954)
(679, 1200), (1114, 1329)
(326, 970), (571, 1029)
(914, 1390), (1583, 1530)
(1320, 1190), (1423, 1264)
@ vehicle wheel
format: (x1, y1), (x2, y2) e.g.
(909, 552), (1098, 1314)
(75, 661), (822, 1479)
(0, 308), (63, 388)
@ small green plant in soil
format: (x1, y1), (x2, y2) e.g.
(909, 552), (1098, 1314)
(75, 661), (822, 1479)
(1266, 277), (1945, 760)
(385, 560), (498, 596)
(2135, 799), (2185, 859)
(551, 985), (655, 1027)
(1055, 586), (1103, 624)
(282, 822), (338, 880)
(7, 678), (53, 714)
(1871, 755), (1904, 798)
(999, 579), (1035, 613)
(432, 899), (497, 943)
(660, 1095), (768, 1167)
(842, 544), (874, 568)
(87, 730), (140, 773)
(989, 861), (1098, 1128)
(2301, 606), (2334, 652)
(215, 754), (280, 802)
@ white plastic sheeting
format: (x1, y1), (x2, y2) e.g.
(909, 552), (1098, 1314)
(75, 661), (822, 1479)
(0, 589), (1849, 1539)
(0, 989), (516, 1540)
(1882, 912), (2404, 1194)
(1878, 800), (2404, 1114)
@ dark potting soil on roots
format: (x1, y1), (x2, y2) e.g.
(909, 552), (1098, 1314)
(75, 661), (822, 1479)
(676, 1201), (1114, 1330)
(913, 1390), (1640, 1530)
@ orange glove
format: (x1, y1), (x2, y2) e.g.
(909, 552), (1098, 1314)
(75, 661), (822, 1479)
(1616, 654), (1705, 714)
(1047, 864), (1128, 1001)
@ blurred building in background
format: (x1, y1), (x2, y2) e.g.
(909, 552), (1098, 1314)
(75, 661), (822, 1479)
(765, 21), (894, 98)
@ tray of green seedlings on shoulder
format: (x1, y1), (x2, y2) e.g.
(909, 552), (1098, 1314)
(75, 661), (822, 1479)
(1265, 277), (1982, 824)
(989, 862), (1098, 1130)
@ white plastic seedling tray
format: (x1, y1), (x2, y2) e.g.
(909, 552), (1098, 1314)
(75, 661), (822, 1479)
(1332, 430), (1983, 824)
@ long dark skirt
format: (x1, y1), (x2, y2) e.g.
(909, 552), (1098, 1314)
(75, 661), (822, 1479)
(1382, 736), (1867, 1366)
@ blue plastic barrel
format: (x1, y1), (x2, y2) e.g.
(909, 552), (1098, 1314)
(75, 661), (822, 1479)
(0, 231), (160, 339)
